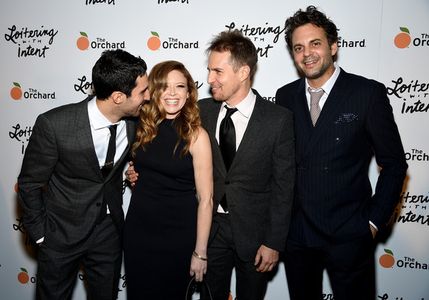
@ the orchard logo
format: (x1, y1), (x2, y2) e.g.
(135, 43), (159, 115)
(17, 268), (30, 284)
(405, 148), (429, 162)
(10, 82), (23, 100)
(394, 26), (429, 49)
(17, 267), (36, 285)
(9, 82), (56, 101)
(76, 31), (126, 51)
(147, 31), (199, 51)
(379, 249), (395, 268)
(224, 21), (285, 58)
(337, 29), (366, 48)
(147, 31), (161, 50)
(77, 32), (90, 51)
(386, 77), (429, 114)
(379, 249), (428, 271)
(4, 25), (58, 58)
(394, 27), (411, 48)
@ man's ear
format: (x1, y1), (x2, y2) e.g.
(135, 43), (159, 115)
(111, 91), (125, 104)
(239, 65), (251, 82)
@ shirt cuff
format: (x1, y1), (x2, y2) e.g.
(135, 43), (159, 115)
(369, 221), (378, 231)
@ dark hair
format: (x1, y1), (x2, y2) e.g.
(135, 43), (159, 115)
(92, 49), (148, 99)
(284, 5), (338, 51)
(207, 29), (258, 82)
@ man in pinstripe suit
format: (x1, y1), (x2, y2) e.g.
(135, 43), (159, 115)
(275, 6), (407, 300)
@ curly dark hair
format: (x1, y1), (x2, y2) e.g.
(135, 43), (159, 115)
(284, 5), (338, 52)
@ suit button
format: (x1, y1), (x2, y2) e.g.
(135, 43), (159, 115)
(225, 180), (230, 184)
(323, 167), (329, 173)
(96, 202), (101, 207)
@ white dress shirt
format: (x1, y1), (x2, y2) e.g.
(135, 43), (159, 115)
(215, 89), (256, 213)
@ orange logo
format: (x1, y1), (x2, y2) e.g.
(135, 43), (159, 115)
(77, 32), (90, 51)
(17, 268), (29, 284)
(147, 31), (161, 51)
(10, 82), (23, 100)
(379, 248), (395, 268)
(394, 27), (411, 49)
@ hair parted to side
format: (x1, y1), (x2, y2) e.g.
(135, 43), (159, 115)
(92, 49), (148, 100)
(132, 60), (200, 157)
(284, 5), (338, 52)
(207, 29), (258, 82)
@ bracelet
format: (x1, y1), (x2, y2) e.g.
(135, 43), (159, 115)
(192, 251), (207, 261)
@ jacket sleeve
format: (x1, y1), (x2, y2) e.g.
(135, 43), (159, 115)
(366, 82), (408, 229)
(17, 114), (58, 242)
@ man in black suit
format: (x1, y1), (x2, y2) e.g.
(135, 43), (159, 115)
(18, 49), (149, 300)
(199, 30), (295, 300)
(275, 6), (408, 300)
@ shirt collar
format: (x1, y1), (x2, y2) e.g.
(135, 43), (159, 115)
(88, 98), (118, 130)
(305, 62), (341, 95)
(224, 89), (256, 119)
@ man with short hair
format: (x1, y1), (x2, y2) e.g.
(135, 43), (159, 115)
(18, 49), (149, 300)
(276, 6), (407, 300)
(199, 30), (295, 300)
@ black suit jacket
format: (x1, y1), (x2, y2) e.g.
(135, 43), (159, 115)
(18, 97), (136, 251)
(198, 90), (295, 260)
(275, 69), (407, 245)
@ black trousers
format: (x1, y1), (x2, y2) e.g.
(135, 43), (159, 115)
(284, 232), (376, 300)
(36, 216), (122, 300)
(201, 214), (268, 300)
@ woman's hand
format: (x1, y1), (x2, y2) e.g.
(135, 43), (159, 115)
(189, 252), (207, 282)
(125, 161), (139, 187)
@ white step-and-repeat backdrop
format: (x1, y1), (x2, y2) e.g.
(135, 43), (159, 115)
(1, 0), (428, 299)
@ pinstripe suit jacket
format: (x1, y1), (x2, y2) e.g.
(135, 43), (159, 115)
(18, 96), (136, 251)
(198, 90), (295, 260)
(275, 69), (407, 245)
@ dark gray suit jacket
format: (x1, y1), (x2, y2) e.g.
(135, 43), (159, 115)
(198, 89), (295, 260)
(276, 69), (408, 245)
(18, 97), (136, 251)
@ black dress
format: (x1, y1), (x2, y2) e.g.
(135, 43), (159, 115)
(124, 119), (197, 299)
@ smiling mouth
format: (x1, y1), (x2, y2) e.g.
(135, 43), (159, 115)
(165, 99), (179, 105)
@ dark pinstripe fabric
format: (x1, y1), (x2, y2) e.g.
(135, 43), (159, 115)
(276, 68), (407, 245)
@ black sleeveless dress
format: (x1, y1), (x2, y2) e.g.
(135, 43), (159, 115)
(123, 119), (197, 299)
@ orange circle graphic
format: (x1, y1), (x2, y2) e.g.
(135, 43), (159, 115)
(394, 32), (411, 49)
(10, 86), (23, 100)
(18, 271), (29, 284)
(147, 36), (161, 51)
(379, 254), (395, 268)
(77, 36), (90, 51)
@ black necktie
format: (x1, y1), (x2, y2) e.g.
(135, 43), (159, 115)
(101, 124), (117, 178)
(219, 106), (237, 212)
(219, 106), (238, 170)
(98, 124), (117, 223)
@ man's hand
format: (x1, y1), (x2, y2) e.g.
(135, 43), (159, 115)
(254, 245), (279, 272)
(125, 161), (139, 187)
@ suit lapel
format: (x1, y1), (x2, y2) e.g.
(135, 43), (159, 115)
(233, 93), (262, 168)
(302, 70), (349, 159)
(75, 97), (103, 179)
(203, 100), (226, 174)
